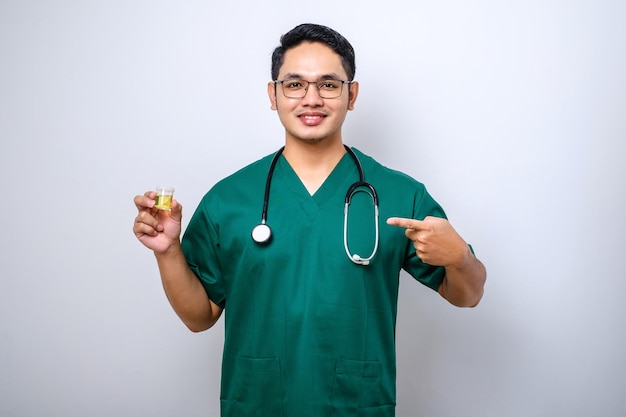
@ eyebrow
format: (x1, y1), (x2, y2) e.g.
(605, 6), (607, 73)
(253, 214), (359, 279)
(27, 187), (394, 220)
(280, 72), (344, 81)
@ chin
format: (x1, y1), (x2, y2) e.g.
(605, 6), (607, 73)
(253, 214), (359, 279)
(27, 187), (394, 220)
(299, 137), (327, 144)
(288, 131), (329, 144)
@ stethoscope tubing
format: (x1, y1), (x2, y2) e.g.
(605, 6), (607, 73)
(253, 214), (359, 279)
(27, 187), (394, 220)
(261, 146), (285, 225)
(253, 145), (379, 265)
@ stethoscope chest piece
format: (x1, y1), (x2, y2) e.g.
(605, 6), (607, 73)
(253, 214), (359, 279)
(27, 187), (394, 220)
(251, 223), (272, 244)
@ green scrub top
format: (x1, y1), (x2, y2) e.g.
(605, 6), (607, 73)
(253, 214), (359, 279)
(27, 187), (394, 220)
(182, 148), (446, 417)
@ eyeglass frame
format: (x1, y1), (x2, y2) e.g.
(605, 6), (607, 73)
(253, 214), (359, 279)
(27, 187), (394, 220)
(274, 78), (353, 99)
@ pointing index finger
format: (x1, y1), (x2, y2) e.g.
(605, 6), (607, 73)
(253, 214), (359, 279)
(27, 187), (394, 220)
(386, 217), (426, 230)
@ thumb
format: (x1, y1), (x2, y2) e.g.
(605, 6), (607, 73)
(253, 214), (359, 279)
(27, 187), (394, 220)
(169, 200), (183, 222)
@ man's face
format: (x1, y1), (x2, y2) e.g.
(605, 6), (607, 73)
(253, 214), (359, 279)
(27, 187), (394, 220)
(268, 41), (358, 144)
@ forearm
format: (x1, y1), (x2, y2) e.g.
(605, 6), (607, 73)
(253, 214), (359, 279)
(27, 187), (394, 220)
(155, 242), (222, 332)
(439, 247), (486, 307)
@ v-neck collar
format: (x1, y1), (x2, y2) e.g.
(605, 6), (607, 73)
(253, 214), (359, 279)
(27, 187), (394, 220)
(274, 152), (357, 218)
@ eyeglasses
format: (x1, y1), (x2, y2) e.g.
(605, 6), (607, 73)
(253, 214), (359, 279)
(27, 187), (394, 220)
(274, 78), (351, 99)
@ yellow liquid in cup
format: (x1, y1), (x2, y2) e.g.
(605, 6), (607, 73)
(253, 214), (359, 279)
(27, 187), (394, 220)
(155, 194), (173, 210)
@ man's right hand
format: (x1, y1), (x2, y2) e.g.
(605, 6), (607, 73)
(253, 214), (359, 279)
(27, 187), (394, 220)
(133, 191), (183, 254)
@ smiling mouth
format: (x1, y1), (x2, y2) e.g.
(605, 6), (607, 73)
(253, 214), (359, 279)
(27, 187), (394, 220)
(299, 114), (325, 125)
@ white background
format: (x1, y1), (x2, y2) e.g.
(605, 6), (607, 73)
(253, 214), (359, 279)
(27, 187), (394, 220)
(1, 1), (625, 416)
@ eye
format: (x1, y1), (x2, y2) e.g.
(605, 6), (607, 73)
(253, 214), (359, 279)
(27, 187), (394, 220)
(319, 80), (341, 90)
(285, 80), (305, 89)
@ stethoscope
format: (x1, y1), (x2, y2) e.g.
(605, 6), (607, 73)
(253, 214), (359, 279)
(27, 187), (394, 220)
(251, 145), (379, 265)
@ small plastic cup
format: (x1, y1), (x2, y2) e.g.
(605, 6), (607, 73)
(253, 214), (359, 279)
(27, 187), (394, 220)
(154, 186), (175, 210)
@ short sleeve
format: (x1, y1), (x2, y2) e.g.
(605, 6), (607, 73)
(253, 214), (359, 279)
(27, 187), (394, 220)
(402, 185), (447, 292)
(181, 193), (227, 308)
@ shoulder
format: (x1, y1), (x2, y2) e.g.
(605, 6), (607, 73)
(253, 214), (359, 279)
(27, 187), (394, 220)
(198, 151), (277, 206)
(350, 147), (445, 217)
(350, 147), (426, 189)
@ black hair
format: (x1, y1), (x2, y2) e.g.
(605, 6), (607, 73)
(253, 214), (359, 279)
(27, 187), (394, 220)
(271, 23), (356, 81)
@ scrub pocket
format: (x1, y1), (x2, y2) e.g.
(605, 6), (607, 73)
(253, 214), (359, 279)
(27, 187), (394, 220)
(330, 358), (384, 416)
(221, 356), (285, 417)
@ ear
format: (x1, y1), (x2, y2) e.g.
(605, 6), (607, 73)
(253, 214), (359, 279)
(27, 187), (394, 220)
(268, 82), (278, 110)
(347, 81), (359, 111)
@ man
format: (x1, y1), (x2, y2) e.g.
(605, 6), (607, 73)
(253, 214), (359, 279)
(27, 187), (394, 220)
(133, 23), (485, 417)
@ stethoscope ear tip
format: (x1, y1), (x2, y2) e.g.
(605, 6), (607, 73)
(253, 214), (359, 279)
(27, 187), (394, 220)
(352, 254), (370, 265)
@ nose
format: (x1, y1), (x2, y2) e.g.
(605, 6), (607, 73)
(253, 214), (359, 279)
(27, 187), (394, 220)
(302, 82), (324, 104)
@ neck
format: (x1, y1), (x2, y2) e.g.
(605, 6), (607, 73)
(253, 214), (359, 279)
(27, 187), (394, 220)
(282, 138), (347, 195)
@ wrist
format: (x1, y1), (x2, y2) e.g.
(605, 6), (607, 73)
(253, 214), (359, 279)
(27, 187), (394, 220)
(154, 239), (183, 257)
(448, 244), (474, 270)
